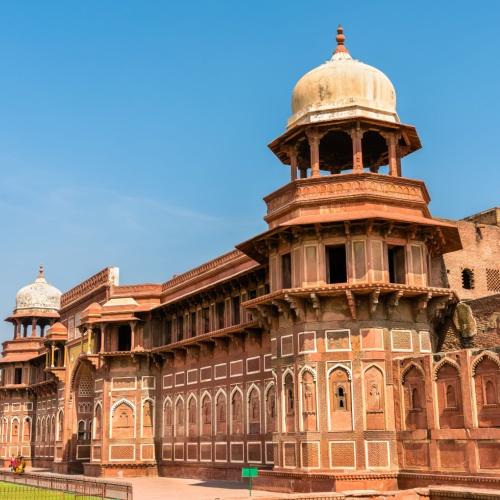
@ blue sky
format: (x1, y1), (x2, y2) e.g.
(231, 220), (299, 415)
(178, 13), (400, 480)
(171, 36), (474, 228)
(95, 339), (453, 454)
(0, 1), (498, 339)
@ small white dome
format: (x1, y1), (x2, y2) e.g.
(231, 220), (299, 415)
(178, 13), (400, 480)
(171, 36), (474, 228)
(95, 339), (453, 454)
(15, 266), (61, 312)
(288, 26), (398, 129)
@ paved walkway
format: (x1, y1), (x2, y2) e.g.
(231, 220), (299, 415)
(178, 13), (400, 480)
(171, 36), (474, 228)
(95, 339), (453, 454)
(127, 476), (282, 500)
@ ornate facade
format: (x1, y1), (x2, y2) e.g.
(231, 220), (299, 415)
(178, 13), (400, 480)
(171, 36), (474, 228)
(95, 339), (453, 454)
(0, 27), (499, 493)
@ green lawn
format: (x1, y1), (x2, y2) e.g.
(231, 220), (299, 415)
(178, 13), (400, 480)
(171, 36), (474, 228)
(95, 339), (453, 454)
(0, 480), (102, 499)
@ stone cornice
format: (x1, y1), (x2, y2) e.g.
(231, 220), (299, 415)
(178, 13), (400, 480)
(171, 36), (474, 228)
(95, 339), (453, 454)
(61, 267), (117, 309)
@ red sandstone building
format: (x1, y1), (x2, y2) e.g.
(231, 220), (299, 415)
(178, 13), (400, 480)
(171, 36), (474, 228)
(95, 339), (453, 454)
(0, 27), (499, 493)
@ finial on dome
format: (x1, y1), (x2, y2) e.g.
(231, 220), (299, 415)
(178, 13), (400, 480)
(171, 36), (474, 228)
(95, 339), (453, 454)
(38, 265), (45, 278)
(332, 24), (352, 60)
(335, 25), (348, 53)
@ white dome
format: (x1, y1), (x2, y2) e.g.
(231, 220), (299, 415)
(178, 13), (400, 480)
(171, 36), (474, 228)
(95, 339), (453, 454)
(288, 26), (398, 129)
(15, 266), (61, 312)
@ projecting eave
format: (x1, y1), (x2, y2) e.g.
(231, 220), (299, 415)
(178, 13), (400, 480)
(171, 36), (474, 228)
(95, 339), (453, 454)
(237, 211), (462, 262)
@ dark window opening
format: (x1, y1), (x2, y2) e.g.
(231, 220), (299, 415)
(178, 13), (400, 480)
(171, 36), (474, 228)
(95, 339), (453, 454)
(14, 368), (23, 385)
(461, 268), (474, 290)
(117, 325), (132, 351)
(77, 421), (85, 441)
(231, 296), (240, 325)
(326, 245), (347, 284)
(281, 253), (292, 288)
(334, 385), (347, 410)
(445, 384), (457, 409)
(190, 312), (197, 338)
(216, 302), (225, 330)
(411, 387), (420, 409)
(248, 289), (257, 300)
(177, 315), (184, 340)
(165, 319), (172, 344)
(202, 307), (210, 333)
(388, 245), (406, 284)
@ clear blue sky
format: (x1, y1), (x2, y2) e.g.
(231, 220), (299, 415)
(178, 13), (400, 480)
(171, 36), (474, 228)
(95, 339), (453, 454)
(0, 1), (499, 339)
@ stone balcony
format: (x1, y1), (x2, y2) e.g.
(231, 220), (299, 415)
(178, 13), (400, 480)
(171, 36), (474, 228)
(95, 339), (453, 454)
(264, 172), (432, 229)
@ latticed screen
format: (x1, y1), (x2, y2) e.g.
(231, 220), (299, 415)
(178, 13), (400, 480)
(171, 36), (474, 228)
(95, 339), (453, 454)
(486, 269), (500, 292)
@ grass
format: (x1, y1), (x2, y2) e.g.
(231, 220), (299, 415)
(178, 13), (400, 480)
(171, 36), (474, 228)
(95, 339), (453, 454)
(0, 480), (102, 499)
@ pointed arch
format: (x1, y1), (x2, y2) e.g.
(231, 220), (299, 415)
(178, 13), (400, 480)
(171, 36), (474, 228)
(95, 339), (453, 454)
(36, 416), (41, 442)
(327, 364), (353, 431)
(363, 363), (386, 430)
(110, 398), (136, 439)
(50, 414), (55, 443)
(471, 351), (500, 376)
(22, 416), (32, 443)
(230, 385), (243, 435)
(433, 358), (461, 381)
(472, 351), (500, 427)
(174, 395), (185, 437)
(215, 388), (227, 435)
(163, 396), (173, 438)
(434, 358), (464, 429)
(264, 381), (277, 433)
(247, 383), (261, 435)
(93, 403), (102, 440)
(401, 362), (425, 384)
(56, 408), (64, 441)
(10, 417), (20, 443)
(299, 366), (318, 431)
(282, 368), (295, 433)
(200, 390), (212, 436)
(141, 397), (155, 438)
(401, 362), (428, 430)
(187, 393), (198, 437)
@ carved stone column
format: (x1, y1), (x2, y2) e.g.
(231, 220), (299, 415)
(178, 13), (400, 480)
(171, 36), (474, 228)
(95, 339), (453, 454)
(87, 327), (93, 355)
(306, 129), (322, 178)
(351, 127), (364, 173)
(387, 133), (399, 177)
(286, 145), (299, 182)
(31, 318), (37, 337)
(51, 342), (55, 368)
(130, 321), (135, 350)
(100, 323), (106, 352)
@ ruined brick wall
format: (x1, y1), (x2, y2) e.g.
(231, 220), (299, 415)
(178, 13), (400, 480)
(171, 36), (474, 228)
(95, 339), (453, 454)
(438, 294), (500, 352)
(443, 220), (500, 301)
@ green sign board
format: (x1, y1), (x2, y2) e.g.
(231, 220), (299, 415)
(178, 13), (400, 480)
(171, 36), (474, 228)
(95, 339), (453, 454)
(242, 467), (259, 496)
(241, 467), (259, 478)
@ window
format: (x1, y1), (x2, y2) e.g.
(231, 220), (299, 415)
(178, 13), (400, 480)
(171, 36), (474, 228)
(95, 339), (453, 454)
(334, 385), (347, 410)
(177, 315), (184, 340)
(165, 319), (172, 345)
(388, 245), (406, 284)
(326, 245), (347, 284)
(14, 368), (23, 385)
(485, 379), (497, 405)
(281, 253), (292, 289)
(445, 384), (457, 409)
(190, 312), (197, 338)
(285, 374), (294, 415)
(117, 325), (131, 351)
(77, 421), (86, 441)
(411, 387), (420, 410)
(231, 296), (240, 325)
(202, 307), (210, 333)
(461, 268), (474, 290)
(216, 302), (225, 330)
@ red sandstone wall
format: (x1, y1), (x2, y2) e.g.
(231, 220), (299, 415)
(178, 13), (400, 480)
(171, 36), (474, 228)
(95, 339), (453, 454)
(443, 221), (500, 301)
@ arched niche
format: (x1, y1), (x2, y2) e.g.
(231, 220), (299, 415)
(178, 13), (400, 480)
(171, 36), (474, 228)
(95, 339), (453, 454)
(473, 354), (500, 427)
(402, 364), (427, 430)
(328, 366), (352, 431)
(435, 361), (464, 429)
